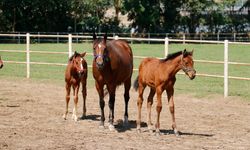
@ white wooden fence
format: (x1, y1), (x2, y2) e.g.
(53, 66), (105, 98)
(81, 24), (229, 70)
(0, 33), (250, 98)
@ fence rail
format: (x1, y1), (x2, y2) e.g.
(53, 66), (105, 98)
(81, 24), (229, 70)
(0, 33), (250, 97)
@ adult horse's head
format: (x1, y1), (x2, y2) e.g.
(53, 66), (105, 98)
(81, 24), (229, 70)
(180, 49), (196, 80)
(93, 33), (108, 69)
(69, 51), (86, 77)
(0, 56), (3, 69)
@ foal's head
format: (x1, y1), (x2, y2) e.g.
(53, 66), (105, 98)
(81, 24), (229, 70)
(180, 49), (196, 80)
(69, 51), (86, 76)
(93, 33), (108, 69)
(0, 56), (3, 69)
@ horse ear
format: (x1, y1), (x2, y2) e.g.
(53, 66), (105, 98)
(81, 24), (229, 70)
(191, 49), (194, 56)
(74, 51), (78, 58)
(183, 49), (187, 57)
(80, 52), (86, 57)
(93, 32), (96, 40)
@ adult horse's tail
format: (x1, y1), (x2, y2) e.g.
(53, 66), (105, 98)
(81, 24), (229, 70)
(133, 76), (139, 91)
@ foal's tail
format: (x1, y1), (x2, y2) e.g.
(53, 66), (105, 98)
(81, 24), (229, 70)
(133, 76), (139, 91)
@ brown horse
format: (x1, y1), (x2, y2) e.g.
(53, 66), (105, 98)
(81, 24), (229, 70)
(0, 56), (3, 69)
(134, 49), (196, 136)
(92, 33), (133, 131)
(63, 51), (88, 121)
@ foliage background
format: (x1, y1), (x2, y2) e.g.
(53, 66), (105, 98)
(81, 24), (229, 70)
(0, 0), (249, 33)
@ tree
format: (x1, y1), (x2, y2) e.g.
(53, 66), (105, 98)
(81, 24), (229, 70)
(123, 0), (161, 33)
(161, 0), (184, 33)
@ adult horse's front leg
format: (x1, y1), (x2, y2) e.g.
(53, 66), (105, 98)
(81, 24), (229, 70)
(123, 79), (131, 126)
(95, 81), (105, 128)
(107, 84), (116, 131)
(167, 87), (179, 136)
(155, 86), (163, 135)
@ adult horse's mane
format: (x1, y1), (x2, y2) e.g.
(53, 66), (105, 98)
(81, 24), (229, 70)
(160, 50), (192, 62)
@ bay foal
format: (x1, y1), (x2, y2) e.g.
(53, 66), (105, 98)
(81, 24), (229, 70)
(134, 49), (196, 136)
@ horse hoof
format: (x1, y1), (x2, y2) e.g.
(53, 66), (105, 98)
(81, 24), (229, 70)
(109, 124), (115, 131)
(174, 130), (180, 137)
(123, 116), (128, 126)
(80, 115), (86, 120)
(71, 115), (78, 122)
(62, 115), (66, 120)
(148, 129), (154, 133)
(155, 131), (161, 136)
(136, 128), (142, 133)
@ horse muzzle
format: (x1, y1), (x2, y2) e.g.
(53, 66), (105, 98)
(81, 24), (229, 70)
(187, 69), (196, 80)
(96, 58), (104, 70)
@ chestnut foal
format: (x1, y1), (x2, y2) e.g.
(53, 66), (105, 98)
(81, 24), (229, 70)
(63, 51), (88, 121)
(134, 49), (196, 136)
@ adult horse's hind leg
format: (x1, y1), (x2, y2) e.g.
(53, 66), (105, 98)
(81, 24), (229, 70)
(63, 83), (71, 120)
(123, 79), (131, 126)
(136, 82), (146, 132)
(166, 87), (179, 136)
(147, 88), (155, 132)
(80, 81), (87, 119)
(72, 85), (80, 122)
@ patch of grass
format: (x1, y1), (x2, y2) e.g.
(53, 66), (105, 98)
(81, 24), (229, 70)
(0, 43), (250, 100)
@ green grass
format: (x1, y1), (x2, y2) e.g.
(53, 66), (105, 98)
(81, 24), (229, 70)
(0, 42), (250, 100)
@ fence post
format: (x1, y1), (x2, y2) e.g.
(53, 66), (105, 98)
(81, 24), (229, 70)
(18, 32), (21, 44)
(38, 32), (40, 43)
(164, 37), (169, 57)
(183, 33), (185, 44)
(224, 40), (228, 97)
(26, 33), (30, 78)
(148, 33), (150, 44)
(68, 34), (72, 58)
(217, 32), (220, 41)
(57, 32), (59, 44)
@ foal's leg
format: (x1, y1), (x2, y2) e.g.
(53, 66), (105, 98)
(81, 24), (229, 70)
(136, 83), (146, 132)
(72, 84), (80, 122)
(123, 79), (131, 126)
(63, 83), (71, 120)
(167, 88), (179, 136)
(107, 84), (116, 131)
(155, 86), (163, 135)
(147, 88), (155, 132)
(95, 82), (105, 128)
(80, 80), (87, 119)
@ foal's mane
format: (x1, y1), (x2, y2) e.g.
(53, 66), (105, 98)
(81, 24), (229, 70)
(160, 50), (192, 62)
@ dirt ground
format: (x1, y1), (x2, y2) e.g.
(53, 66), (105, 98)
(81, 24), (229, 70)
(0, 77), (250, 150)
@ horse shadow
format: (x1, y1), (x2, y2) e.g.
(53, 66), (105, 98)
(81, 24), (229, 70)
(160, 129), (214, 137)
(115, 120), (147, 133)
(115, 120), (214, 137)
(79, 114), (100, 121)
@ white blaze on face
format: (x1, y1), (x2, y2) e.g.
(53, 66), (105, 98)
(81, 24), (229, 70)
(97, 44), (102, 56)
(80, 58), (83, 72)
